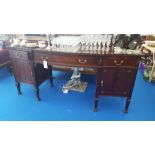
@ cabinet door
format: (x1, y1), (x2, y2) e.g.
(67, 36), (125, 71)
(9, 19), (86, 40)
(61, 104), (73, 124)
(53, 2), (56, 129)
(12, 59), (33, 84)
(98, 68), (137, 97)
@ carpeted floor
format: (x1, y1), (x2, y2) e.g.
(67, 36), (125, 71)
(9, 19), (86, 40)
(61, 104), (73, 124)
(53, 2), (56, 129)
(0, 67), (155, 121)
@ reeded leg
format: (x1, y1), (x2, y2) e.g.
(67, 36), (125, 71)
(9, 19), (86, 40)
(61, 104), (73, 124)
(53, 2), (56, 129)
(49, 76), (53, 87)
(16, 82), (22, 95)
(49, 67), (54, 87)
(94, 97), (99, 112)
(34, 87), (41, 101)
(123, 98), (131, 113)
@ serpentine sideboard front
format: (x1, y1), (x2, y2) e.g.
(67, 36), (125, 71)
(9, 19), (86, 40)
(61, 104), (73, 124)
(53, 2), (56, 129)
(9, 47), (141, 113)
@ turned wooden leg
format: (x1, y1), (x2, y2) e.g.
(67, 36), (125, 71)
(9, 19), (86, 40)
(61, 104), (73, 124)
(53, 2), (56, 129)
(124, 98), (131, 113)
(16, 82), (22, 95)
(94, 79), (100, 112)
(7, 66), (12, 74)
(34, 87), (41, 101)
(94, 97), (99, 112)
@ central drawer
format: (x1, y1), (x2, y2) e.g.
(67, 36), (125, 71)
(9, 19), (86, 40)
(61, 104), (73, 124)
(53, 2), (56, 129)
(34, 53), (100, 67)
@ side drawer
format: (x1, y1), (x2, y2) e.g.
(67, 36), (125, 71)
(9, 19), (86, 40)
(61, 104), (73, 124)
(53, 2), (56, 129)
(102, 56), (139, 67)
(9, 50), (29, 60)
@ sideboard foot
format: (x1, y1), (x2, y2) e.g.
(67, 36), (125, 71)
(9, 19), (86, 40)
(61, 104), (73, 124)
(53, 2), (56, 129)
(94, 98), (99, 112)
(34, 87), (41, 101)
(123, 109), (128, 113)
(16, 82), (22, 95)
(124, 98), (131, 113)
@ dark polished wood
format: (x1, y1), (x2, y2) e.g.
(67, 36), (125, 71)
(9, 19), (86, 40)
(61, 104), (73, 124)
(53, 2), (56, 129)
(9, 47), (141, 112)
(94, 59), (139, 113)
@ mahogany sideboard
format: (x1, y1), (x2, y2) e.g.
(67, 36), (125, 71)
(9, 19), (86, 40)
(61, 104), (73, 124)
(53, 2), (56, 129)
(9, 47), (141, 113)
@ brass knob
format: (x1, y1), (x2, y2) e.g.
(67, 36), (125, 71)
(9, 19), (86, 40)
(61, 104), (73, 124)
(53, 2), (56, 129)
(16, 52), (19, 56)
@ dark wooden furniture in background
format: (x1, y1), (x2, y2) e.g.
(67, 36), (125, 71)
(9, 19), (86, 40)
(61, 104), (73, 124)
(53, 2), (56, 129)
(9, 48), (53, 101)
(9, 47), (141, 113)
(0, 40), (11, 69)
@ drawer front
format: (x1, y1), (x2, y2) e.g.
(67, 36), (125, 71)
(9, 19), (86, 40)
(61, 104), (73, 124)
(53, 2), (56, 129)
(34, 53), (100, 67)
(9, 50), (29, 60)
(102, 57), (139, 67)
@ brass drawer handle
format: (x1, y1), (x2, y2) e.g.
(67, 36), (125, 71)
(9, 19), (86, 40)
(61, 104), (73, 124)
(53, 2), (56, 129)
(98, 58), (102, 65)
(30, 71), (33, 77)
(78, 59), (87, 64)
(41, 56), (48, 60)
(114, 60), (124, 66)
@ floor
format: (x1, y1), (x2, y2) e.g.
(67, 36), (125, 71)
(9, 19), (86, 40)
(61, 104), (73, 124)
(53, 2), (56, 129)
(0, 67), (155, 121)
